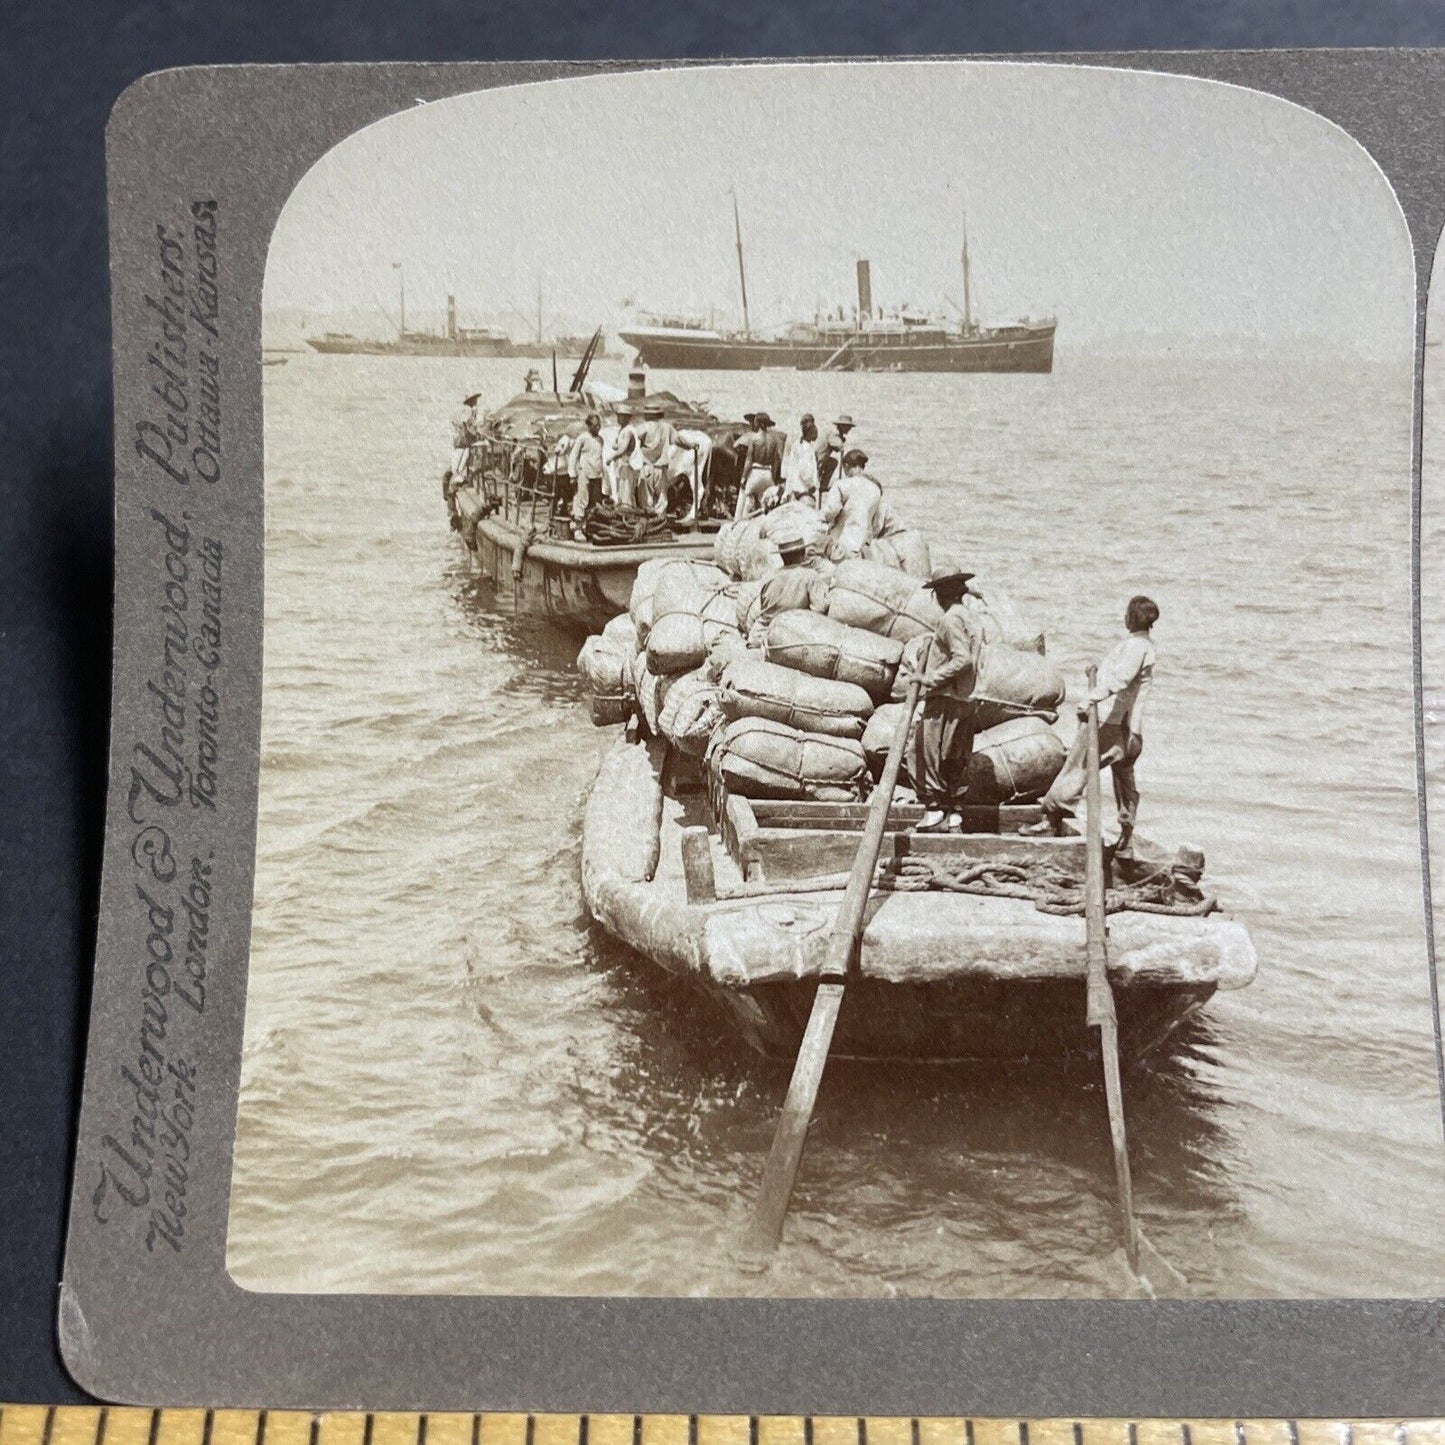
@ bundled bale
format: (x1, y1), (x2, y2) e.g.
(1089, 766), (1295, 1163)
(967, 716), (1066, 805)
(630, 557), (730, 644)
(713, 518), (775, 581)
(707, 717), (869, 802)
(646, 562), (741, 675)
(862, 711), (1064, 804)
(963, 584), (1046, 655)
(971, 643), (1066, 731)
(885, 528), (932, 579)
(825, 558), (943, 642)
(861, 702), (918, 775)
(577, 626), (636, 727)
(720, 657), (875, 740)
(764, 608), (904, 703)
(759, 500), (829, 552)
(634, 655), (675, 737)
(705, 631), (754, 682)
(602, 611), (639, 653)
(657, 668), (725, 757)
(714, 502), (828, 581)
(730, 578), (765, 636)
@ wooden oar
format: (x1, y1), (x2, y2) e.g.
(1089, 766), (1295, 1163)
(746, 674), (924, 1253)
(1083, 665), (1142, 1273)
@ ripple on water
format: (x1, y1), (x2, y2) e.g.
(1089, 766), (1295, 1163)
(226, 350), (1445, 1300)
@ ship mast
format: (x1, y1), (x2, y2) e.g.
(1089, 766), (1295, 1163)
(536, 275), (544, 346)
(394, 262), (405, 341)
(960, 216), (973, 335)
(731, 190), (751, 339)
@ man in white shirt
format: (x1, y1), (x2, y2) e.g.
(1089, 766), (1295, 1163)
(567, 412), (606, 539)
(781, 413), (820, 504)
(821, 448), (885, 560)
(1025, 595), (1159, 849)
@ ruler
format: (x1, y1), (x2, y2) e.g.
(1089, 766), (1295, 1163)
(0, 1410), (1441, 1445)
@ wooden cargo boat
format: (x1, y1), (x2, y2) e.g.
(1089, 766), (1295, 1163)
(581, 737), (1257, 1065)
(445, 380), (746, 635)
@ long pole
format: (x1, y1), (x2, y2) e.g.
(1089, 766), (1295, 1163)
(732, 190), (752, 339)
(395, 262), (405, 341)
(960, 217), (973, 334)
(747, 676), (923, 1253)
(1084, 665), (1141, 1273)
(537, 276), (544, 346)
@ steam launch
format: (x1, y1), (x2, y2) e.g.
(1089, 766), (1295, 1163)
(620, 200), (1055, 373)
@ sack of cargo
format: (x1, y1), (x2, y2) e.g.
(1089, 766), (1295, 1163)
(963, 584), (1046, 655)
(646, 562), (741, 675)
(825, 558), (943, 642)
(967, 716), (1066, 805)
(705, 630), (755, 682)
(861, 702), (919, 776)
(634, 656), (677, 737)
(885, 528), (932, 579)
(759, 500), (830, 554)
(971, 643), (1066, 731)
(764, 608), (903, 703)
(730, 578), (765, 635)
(720, 657), (875, 740)
(630, 558), (730, 643)
(713, 518), (765, 580)
(601, 612), (638, 654)
(707, 716), (869, 802)
(658, 667), (725, 757)
(577, 627), (636, 727)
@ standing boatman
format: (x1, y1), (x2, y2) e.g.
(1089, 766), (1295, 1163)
(1024, 595), (1159, 851)
(816, 413), (856, 491)
(906, 562), (984, 834)
(821, 448), (886, 560)
(448, 392), (481, 486)
(733, 410), (787, 519)
(634, 400), (700, 516)
(781, 413), (821, 504)
(567, 412), (606, 541)
(607, 400), (642, 508)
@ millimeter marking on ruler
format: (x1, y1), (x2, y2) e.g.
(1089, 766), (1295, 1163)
(3, 1415), (1445, 1445)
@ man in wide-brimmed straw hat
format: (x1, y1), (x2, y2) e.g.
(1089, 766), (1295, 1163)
(905, 561), (984, 833)
(816, 412), (856, 491)
(757, 525), (831, 633)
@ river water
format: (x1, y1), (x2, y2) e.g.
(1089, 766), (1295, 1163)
(228, 346), (1445, 1299)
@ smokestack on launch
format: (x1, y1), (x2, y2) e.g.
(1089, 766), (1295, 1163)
(446, 294), (457, 341)
(856, 259), (872, 325)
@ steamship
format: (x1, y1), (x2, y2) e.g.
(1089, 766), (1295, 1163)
(305, 269), (596, 359)
(620, 199), (1055, 374)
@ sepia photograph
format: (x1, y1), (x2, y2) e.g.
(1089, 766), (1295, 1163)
(225, 60), (1445, 1301)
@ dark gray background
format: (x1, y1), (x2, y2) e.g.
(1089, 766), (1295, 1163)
(9, 0), (1445, 1413)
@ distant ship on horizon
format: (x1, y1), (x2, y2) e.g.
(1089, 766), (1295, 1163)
(305, 268), (602, 360)
(620, 197), (1055, 374)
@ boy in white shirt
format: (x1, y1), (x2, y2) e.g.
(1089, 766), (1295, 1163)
(1025, 595), (1159, 850)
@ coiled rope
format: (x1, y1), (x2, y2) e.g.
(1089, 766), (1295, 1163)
(878, 854), (1217, 917)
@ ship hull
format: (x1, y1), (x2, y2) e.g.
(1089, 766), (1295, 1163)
(307, 338), (520, 357)
(469, 512), (718, 635)
(619, 325), (1056, 373)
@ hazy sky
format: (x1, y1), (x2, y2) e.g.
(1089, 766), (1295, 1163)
(265, 61), (1413, 351)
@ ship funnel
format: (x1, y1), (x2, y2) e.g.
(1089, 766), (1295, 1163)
(628, 364), (647, 400)
(446, 294), (457, 341)
(856, 260), (873, 324)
